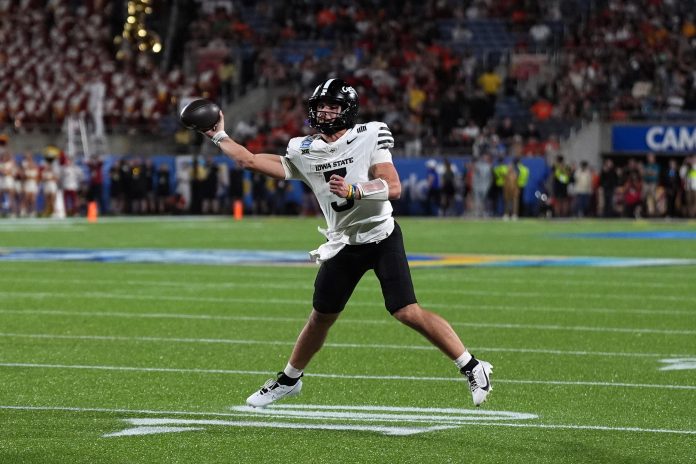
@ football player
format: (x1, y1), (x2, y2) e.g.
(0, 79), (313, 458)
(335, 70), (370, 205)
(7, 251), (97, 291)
(203, 78), (493, 407)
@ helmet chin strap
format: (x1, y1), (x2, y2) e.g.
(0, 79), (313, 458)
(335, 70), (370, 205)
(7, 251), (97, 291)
(319, 125), (341, 136)
(313, 114), (347, 135)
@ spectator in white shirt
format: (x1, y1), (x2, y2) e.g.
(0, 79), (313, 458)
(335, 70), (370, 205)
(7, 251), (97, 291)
(61, 158), (84, 217)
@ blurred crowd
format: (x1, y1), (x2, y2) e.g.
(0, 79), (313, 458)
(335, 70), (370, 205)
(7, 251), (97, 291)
(0, 136), (309, 218)
(0, 0), (217, 133)
(0, 0), (696, 149)
(395, 153), (696, 220)
(2, 133), (695, 220)
(187, 0), (696, 156)
(189, 0), (567, 155)
(4, 0), (696, 155)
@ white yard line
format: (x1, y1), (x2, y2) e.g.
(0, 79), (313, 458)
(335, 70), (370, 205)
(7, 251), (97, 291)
(413, 274), (694, 290)
(0, 291), (310, 305)
(2, 273), (694, 291)
(1, 308), (693, 335)
(0, 309), (312, 323)
(1, 362), (694, 391)
(1, 278), (693, 316)
(2, 288), (695, 319)
(461, 421), (696, 435)
(0, 226), (87, 232)
(1, 277), (315, 291)
(442, 289), (696, 303)
(2, 285), (695, 304)
(451, 322), (696, 335)
(2, 405), (694, 436)
(0, 332), (426, 350)
(0, 332), (691, 359)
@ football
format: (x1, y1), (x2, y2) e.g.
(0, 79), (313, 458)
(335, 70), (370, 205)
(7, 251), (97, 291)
(179, 98), (221, 132)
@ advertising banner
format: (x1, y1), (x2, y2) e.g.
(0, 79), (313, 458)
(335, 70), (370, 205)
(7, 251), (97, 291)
(612, 125), (696, 153)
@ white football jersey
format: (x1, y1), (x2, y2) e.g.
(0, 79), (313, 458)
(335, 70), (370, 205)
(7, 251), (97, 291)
(281, 121), (395, 262)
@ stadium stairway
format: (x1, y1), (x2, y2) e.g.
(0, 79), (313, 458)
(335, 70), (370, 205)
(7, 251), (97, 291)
(560, 119), (601, 166)
(222, 84), (295, 132)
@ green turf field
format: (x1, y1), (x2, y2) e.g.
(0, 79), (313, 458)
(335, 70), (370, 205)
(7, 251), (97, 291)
(1, 217), (695, 463)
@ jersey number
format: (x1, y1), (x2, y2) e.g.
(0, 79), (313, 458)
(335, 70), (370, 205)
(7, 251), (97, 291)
(323, 168), (354, 212)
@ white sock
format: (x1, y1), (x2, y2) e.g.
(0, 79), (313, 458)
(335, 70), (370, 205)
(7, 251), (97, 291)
(454, 351), (473, 370)
(284, 362), (303, 379)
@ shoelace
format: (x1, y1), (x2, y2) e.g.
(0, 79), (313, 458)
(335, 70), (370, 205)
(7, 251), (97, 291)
(259, 378), (279, 394)
(464, 370), (479, 392)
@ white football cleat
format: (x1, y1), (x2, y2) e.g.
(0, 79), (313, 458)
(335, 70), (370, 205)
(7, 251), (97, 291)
(462, 360), (493, 406)
(246, 375), (303, 408)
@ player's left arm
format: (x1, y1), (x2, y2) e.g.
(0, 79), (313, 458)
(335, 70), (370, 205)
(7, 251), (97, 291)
(328, 162), (401, 201)
(368, 162), (401, 200)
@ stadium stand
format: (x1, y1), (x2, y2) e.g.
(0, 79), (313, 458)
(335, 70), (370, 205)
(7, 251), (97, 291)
(2, 1), (696, 141)
(0, 0), (211, 134)
(1, 0), (696, 220)
(182, 0), (584, 156)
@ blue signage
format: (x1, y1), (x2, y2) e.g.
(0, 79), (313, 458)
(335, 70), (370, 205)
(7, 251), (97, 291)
(612, 125), (696, 153)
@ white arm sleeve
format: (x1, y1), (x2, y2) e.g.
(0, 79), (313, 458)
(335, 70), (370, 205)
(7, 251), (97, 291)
(355, 178), (389, 200)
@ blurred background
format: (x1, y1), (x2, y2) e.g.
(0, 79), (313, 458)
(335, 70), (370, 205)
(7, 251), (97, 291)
(1, 0), (695, 220)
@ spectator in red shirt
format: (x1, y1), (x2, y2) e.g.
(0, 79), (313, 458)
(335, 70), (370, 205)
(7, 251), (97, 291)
(531, 98), (553, 120)
(623, 171), (643, 218)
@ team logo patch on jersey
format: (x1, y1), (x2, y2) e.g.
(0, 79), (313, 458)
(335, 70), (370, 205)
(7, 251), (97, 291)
(299, 136), (315, 155)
